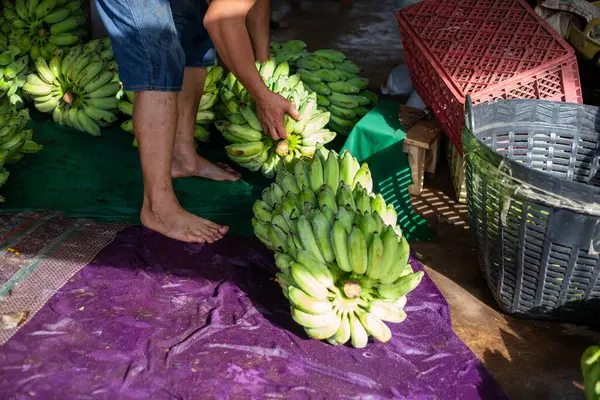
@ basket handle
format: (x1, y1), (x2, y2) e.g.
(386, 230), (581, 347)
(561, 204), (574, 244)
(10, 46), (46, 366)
(464, 95), (475, 133)
(586, 155), (600, 184)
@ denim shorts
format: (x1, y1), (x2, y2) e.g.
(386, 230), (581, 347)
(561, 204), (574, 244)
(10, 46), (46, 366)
(94, 0), (216, 92)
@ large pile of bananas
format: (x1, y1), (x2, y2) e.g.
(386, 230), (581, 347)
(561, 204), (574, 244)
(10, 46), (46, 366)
(583, 345), (600, 400)
(118, 66), (223, 147)
(23, 38), (120, 136)
(0, 32), (30, 108)
(252, 149), (423, 347)
(216, 58), (336, 177)
(0, 98), (42, 200)
(1, 0), (87, 61)
(270, 40), (378, 135)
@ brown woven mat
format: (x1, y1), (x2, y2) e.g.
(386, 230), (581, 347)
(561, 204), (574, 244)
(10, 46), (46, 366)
(0, 212), (127, 345)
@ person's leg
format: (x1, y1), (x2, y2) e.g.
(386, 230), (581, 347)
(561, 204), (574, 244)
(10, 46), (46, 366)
(171, 67), (240, 181)
(94, 0), (228, 243)
(134, 91), (227, 242)
(246, 0), (271, 62)
(170, 0), (241, 181)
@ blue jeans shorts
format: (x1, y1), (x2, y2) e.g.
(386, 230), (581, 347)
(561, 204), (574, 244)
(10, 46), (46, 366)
(94, 0), (216, 92)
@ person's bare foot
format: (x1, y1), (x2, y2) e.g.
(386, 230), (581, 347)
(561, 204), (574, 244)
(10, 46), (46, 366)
(171, 152), (241, 181)
(140, 198), (229, 243)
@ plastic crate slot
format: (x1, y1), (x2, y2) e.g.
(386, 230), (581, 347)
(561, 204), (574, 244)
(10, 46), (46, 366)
(524, 241), (544, 256)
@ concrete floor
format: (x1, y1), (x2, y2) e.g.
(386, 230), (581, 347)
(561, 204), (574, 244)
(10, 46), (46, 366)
(271, 1), (600, 399)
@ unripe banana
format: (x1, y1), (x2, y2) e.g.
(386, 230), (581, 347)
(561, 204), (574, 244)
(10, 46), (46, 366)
(85, 82), (121, 99)
(368, 300), (407, 323)
(380, 225), (399, 279)
(310, 209), (335, 263)
(270, 183), (285, 206)
(76, 109), (101, 136)
(320, 205), (335, 226)
(353, 163), (373, 193)
(296, 215), (326, 263)
(225, 141), (264, 158)
(272, 213), (291, 233)
(274, 253), (293, 274)
(378, 271), (424, 299)
(357, 311), (392, 343)
(308, 153), (324, 192)
(238, 103), (262, 131)
(44, 7), (71, 24)
(35, 0), (58, 20)
(349, 312), (368, 348)
(83, 105), (116, 121)
(305, 313), (341, 340)
(336, 182), (356, 211)
(335, 206), (354, 234)
(290, 262), (329, 300)
(252, 199), (272, 222)
(293, 98), (316, 134)
(34, 95), (59, 113)
(291, 307), (336, 329)
(288, 286), (333, 315)
(323, 151), (340, 194)
(366, 232), (384, 280)
(383, 203), (398, 227)
(304, 111), (330, 134)
(252, 218), (272, 247)
(293, 159), (310, 189)
(331, 221), (352, 272)
(267, 223), (287, 253)
(370, 193), (387, 219)
(359, 212), (379, 243)
(336, 59), (362, 74)
(77, 60), (105, 87)
(348, 226), (368, 275)
(276, 170), (301, 195)
(355, 189), (372, 214)
(48, 33), (80, 47)
(280, 197), (301, 228)
(82, 71), (115, 94)
(50, 15), (84, 35)
(328, 312), (351, 346)
(299, 185), (317, 208)
(259, 58), (276, 80)
(117, 100), (133, 117)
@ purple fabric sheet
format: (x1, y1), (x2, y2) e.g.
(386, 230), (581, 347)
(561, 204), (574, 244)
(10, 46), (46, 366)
(0, 227), (508, 399)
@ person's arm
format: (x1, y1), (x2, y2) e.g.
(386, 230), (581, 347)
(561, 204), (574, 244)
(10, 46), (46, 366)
(204, 0), (299, 140)
(246, 0), (271, 62)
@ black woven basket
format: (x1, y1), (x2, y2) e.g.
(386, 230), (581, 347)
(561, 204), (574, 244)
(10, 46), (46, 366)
(462, 97), (600, 323)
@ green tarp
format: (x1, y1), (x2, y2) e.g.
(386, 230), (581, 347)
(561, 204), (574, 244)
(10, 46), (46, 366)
(341, 100), (432, 241)
(1, 102), (431, 240)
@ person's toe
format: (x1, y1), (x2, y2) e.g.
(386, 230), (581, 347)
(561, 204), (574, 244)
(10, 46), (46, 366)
(217, 162), (241, 176)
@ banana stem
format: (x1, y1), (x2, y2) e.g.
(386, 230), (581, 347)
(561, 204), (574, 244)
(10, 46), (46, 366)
(38, 28), (46, 37)
(276, 140), (289, 156)
(343, 281), (361, 299)
(63, 92), (74, 105)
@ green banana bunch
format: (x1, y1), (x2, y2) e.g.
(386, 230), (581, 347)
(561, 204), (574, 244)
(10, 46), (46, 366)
(216, 57), (336, 177)
(119, 65), (223, 146)
(3, 0), (86, 61)
(583, 345), (600, 400)
(251, 148), (423, 347)
(269, 41), (379, 136)
(0, 32), (30, 107)
(23, 40), (121, 136)
(0, 97), (43, 201)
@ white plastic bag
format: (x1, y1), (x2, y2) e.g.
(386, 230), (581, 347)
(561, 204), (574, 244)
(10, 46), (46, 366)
(406, 90), (426, 109)
(380, 63), (413, 96)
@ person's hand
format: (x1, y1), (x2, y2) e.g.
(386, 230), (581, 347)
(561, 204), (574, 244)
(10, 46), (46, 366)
(255, 90), (300, 140)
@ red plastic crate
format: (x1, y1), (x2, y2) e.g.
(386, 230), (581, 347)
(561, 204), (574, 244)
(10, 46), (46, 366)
(396, 0), (583, 153)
